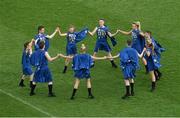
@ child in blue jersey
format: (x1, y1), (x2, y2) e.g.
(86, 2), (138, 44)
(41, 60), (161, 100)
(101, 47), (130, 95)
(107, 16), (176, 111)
(143, 38), (162, 92)
(58, 25), (88, 73)
(33, 26), (59, 51)
(109, 40), (145, 99)
(59, 44), (107, 100)
(118, 21), (145, 53)
(19, 41), (34, 87)
(118, 22), (148, 73)
(144, 31), (164, 80)
(88, 19), (119, 68)
(30, 41), (60, 97)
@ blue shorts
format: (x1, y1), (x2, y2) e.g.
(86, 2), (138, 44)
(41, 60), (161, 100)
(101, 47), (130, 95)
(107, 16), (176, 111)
(23, 68), (33, 76)
(74, 69), (91, 79)
(94, 41), (111, 53)
(66, 44), (77, 55)
(121, 64), (136, 79)
(33, 66), (52, 83)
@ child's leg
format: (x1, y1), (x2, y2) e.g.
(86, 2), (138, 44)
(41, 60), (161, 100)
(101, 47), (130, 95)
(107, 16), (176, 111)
(129, 79), (135, 96)
(142, 57), (148, 74)
(107, 52), (117, 68)
(63, 55), (73, 73)
(154, 71), (159, 81)
(62, 58), (70, 73)
(155, 69), (162, 78)
(48, 81), (55, 97)
(19, 74), (26, 87)
(29, 73), (34, 88)
(30, 82), (36, 96)
(150, 71), (156, 91)
(122, 79), (130, 99)
(71, 79), (80, 99)
(87, 79), (94, 98)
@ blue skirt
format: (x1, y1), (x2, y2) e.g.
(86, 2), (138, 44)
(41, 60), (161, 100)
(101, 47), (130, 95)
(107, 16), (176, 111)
(33, 66), (52, 83)
(74, 69), (91, 79)
(145, 56), (160, 72)
(23, 67), (33, 75)
(66, 44), (77, 55)
(94, 40), (111, 53)
(121, 64), (136, 79)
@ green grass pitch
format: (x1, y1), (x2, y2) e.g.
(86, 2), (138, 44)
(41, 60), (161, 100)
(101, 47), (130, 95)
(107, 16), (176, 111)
(0, 0), (180, 117)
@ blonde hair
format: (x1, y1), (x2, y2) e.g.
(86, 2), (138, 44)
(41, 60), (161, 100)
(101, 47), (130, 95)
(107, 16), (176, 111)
(133, 21), (141, 30)
(81, 43), (86, 51)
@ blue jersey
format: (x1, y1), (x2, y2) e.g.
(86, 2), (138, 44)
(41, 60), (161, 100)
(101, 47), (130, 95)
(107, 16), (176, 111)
(151, 37), (165, 59)
(131, 29), (145, 53)
(66, 28), (89, 55)
(34, 33), (49, 51)
(22, 49), (31, 69)
(72, 53), (94, 71)
(32, 50), (52, 83)
(31, 50), (48, 68)
(96, 26), (109, 42)
(144, 47), (161, 71)
(67, 32), (77, 45)
(22, 49), (33, 75)
(119, 47), (139, 79)
(66, 28), (88, 45)
(120, 47), (139, 69)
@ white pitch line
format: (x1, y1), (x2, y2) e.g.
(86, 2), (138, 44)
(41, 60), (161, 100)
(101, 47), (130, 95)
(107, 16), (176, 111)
(0, 89), (54, 117)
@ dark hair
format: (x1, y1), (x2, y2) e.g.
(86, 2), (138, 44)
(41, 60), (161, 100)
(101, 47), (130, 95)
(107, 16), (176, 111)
(145, 31), (152, 36)
(39, 41), (45, 49)
(127, 39), (132, 46)
(24, 41), (30, 49)
(38, 25), (45, 32)
(99, 18), (105, 21)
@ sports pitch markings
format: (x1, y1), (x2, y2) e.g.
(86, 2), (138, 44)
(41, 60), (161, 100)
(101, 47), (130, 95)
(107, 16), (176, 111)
(0, 89), (54, 117)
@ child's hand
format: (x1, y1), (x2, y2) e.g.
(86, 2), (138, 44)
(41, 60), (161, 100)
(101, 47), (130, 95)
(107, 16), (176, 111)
(58, 53), (63, 57)
(104, 56), (107, 59)
(56, 27), (60, 32)
(106, 56), (111, 59)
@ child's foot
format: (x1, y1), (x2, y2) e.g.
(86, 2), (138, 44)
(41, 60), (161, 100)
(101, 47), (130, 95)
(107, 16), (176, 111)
(48, 93), (56, 97)
(88, 95), (94, 99)
(150, 88), (155, 92)
(112, 63), (117, 68)
(19, 83), (25, 87)
(131, 92), (135, 96)
(30, 92), (35, 96)
(70, 96), (75, 100)
(62, 70), (66, 74)
(121, 94), (130, 99)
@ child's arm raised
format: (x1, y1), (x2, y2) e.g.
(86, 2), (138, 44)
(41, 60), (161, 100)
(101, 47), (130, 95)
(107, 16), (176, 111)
(88, 27), (98, 36)
(58, 27), (67, 37)
(45, 52), (59, 62)
(46, 27), (59, 39)
(107, 30), (119, 37)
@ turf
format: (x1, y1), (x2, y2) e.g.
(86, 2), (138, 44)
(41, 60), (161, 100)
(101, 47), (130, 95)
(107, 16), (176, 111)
(0, 0), (180, 117)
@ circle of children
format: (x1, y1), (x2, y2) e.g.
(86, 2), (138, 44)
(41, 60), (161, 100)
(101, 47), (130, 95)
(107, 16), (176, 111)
(19, 19), (165, 100)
